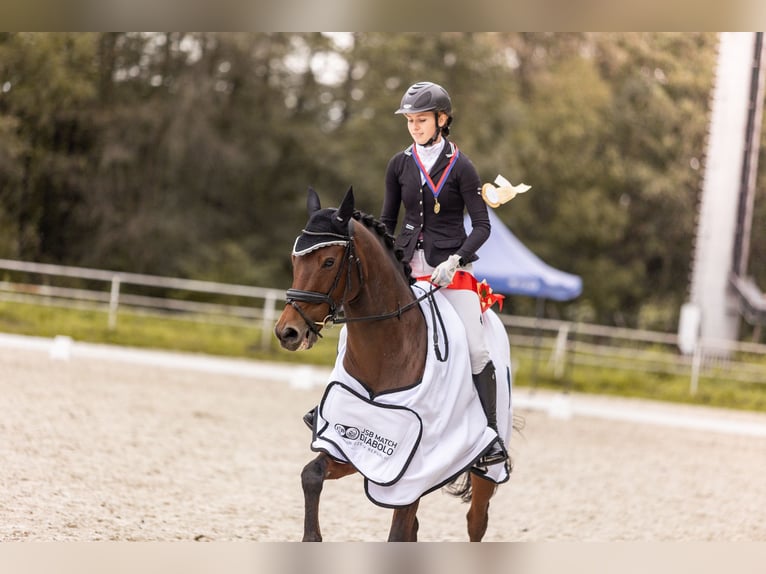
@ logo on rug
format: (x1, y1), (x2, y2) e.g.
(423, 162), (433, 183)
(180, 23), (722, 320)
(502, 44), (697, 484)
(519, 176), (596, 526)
(334, 423), (360, 440)
(335, 423), (399, 458)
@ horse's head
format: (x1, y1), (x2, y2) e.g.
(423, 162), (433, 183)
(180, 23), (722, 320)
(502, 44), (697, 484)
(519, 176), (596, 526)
(274, 186), (360, 351)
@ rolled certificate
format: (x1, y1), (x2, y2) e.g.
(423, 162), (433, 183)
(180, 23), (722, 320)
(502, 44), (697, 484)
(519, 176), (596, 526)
(481, 174), (531, 208)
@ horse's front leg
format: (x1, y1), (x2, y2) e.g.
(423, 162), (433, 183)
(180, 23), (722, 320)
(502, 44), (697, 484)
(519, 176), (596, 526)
(466, 474), (498, 541)
(388, 500), (420, 541)
(301, 453), (357, 542)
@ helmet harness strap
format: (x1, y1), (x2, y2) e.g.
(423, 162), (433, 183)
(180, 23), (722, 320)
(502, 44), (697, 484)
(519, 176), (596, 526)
(422, 111), (442, 147)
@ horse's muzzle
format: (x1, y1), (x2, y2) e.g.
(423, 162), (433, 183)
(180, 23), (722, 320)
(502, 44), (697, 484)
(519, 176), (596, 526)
(274, 319), (318, 351)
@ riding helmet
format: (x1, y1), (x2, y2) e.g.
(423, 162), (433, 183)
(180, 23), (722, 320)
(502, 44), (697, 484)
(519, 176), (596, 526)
(395, 81), (452, 115)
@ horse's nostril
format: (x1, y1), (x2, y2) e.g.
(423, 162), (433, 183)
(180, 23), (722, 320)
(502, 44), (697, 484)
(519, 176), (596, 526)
(282, 327), (299, 342)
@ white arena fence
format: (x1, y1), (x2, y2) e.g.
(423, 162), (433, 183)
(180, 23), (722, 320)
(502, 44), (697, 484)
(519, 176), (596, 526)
(1, 258), (765, 393)
(0, 258), (281, 349)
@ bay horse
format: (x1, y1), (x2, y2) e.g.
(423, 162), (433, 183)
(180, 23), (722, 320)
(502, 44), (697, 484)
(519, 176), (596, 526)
(274, 186), (511, 542)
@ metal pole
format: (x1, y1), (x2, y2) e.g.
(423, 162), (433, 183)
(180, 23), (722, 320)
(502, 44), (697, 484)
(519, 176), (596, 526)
(552, 323), (570, 379)
(531, 297), (544, 388)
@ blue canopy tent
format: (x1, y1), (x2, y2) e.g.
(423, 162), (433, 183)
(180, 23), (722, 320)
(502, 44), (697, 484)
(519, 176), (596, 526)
(464, 210), (582, 301)
(464, 210), (582, 387)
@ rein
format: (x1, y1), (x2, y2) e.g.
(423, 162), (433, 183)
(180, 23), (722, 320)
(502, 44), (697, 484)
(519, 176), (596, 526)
(331, 284), (441, 326)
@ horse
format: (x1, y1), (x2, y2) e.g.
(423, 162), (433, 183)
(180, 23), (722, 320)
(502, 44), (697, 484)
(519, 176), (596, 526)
(274, 186), (512, 542)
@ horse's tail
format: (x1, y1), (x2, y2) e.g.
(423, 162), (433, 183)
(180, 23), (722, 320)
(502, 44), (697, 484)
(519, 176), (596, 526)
(444, 470), (474, 502)
(444, 414), (524, 503)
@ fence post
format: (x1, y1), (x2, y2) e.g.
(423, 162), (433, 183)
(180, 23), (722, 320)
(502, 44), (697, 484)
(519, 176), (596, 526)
(690, 345), (702, 395)
(261, 292), (278, 351)
(551, 323), (570, 379)
(108, 275), (121, 330)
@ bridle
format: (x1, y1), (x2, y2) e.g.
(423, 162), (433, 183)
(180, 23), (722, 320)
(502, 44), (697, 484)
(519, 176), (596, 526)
(285, 232), (361, 338)
(284, 221), (441, 338)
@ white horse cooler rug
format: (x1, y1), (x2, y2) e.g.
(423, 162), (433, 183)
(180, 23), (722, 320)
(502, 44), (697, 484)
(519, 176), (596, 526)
(311, 281), (513, 508)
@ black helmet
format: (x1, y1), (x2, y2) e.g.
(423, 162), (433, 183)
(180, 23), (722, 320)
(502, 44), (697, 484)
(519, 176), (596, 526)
(395, 81), (452, 115)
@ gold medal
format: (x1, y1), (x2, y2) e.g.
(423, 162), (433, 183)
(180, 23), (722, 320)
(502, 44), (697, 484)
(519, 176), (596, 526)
(412, 142), (459, 217)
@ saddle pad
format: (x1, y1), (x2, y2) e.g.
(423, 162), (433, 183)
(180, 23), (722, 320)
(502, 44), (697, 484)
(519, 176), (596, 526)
(317, 382), (423, 486)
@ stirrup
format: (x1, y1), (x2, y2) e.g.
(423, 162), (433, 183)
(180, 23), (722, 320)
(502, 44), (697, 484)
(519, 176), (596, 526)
(302, 406), (317, 430)
(472, 439), (507, 471)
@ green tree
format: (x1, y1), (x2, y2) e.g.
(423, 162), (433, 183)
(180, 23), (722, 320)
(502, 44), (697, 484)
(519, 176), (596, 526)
(0, 33), (99, 261)
(490, 33), (716, 326)
(0, 32), (725, 331)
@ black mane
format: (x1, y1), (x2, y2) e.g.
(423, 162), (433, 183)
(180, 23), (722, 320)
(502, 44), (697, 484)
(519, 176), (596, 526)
(351, 210), (414, 285)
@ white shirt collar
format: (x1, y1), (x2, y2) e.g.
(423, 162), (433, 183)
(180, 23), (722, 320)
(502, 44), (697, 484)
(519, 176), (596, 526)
(414, 138), (445, 173)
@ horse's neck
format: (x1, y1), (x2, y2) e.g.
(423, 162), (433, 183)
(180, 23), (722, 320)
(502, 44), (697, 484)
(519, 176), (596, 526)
(342, 254), (426, 393)
(343, 299), (426, 393)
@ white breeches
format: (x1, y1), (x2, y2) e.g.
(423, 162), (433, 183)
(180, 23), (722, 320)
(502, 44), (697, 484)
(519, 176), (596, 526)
(410, 249), (491, 374)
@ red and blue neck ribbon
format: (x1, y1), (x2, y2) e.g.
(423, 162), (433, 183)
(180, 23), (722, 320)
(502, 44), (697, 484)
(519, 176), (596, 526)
(412, 142), (460, 208)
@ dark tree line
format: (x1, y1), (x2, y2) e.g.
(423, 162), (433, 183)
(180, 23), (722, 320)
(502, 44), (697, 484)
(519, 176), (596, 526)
(2, 32), (763, 330)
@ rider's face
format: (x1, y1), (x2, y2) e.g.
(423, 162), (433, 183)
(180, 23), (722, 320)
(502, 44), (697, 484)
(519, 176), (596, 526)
(405, 112), (446, 145)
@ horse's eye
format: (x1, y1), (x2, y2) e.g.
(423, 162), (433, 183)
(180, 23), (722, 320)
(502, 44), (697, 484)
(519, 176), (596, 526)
(322, 257), (335, 268)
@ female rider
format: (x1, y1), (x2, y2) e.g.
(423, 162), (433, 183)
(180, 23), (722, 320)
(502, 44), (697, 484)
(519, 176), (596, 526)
(380, 81), (506, 470)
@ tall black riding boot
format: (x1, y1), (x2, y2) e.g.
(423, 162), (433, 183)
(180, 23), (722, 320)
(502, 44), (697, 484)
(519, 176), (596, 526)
(472, 361), (507, 469)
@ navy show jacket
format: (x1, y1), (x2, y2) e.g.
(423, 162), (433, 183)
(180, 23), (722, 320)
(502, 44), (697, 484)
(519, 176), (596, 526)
(381, 139), (491, 268)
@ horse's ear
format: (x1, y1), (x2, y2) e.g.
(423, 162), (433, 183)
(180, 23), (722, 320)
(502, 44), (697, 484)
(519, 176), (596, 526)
(335, 186), (354, 227)
(307, 187), (321, 215)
